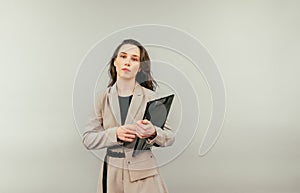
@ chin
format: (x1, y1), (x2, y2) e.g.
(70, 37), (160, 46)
(119, 75), (135, 80)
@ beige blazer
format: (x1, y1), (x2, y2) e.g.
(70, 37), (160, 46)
(82, 82), (175, 183)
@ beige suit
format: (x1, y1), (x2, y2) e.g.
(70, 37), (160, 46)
(82, 82), (175, 193)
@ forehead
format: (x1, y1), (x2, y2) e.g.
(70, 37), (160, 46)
(118, 44), (140, 56)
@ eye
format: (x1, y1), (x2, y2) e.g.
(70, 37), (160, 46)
(132, 58), (139, 62)
(120, 55), (126, 59)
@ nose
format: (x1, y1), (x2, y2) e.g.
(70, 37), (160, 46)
(124, 58), (131, 66)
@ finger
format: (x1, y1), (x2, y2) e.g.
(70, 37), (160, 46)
(125, 129), (136, 135)
(136, 128), (148, 138)
(124, 133), (136, 139)
(136, 132), (144, 139)
(137, 129), (148, 138)
(126, 124), (137, 131)
(122, 125), (136, 132)
(137, 120), (147, 125)
(135, 128), (143, 138)
(126, 137), (135, 142)
(136, 123), (147, 130)
(122, 136), (131, 142)
(136, 120), (143, 124)
(136, 120), (149, 126)
(142, 119), (149, 124)
(126, 134), (136, 141)
(136, 124), (145, 131)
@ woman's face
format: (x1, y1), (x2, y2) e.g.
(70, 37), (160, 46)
(114, 44), (141, 81)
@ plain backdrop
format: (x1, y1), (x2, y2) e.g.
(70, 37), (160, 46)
(1, 1), (299, 193)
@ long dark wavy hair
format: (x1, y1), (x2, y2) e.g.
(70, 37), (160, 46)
(108, 39), (157, 91)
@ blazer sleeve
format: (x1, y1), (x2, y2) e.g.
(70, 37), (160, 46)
(144, 92), (176, 148)
(144, 119), (175, 148)
(82, 93), (122, 150)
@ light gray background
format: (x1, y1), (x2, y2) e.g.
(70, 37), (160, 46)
(1, 0), (299, 193)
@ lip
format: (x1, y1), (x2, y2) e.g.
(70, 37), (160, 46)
(121, 68), (131, 72)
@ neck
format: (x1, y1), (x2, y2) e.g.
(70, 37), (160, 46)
(116, 78), (136, 96)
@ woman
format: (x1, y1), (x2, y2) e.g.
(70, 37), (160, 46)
(83, 39), (175, 193)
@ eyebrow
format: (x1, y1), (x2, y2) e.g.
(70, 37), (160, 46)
(120, 52), (140, 58)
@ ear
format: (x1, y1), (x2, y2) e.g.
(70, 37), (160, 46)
(113, 58), (117, 67)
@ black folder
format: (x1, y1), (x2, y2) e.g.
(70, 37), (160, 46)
(132, 94), (175, 157)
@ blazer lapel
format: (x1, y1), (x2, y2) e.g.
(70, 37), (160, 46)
(108, 82), (144, 126)
(108, 83), (122, 126)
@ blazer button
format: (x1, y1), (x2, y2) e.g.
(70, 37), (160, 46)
(128, 161), (130, 164)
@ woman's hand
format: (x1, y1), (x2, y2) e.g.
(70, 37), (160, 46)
(136, 119), (157, 139)
(116, 124), (137, 142)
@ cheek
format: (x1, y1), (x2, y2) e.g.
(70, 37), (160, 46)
(134, 63), (140, 71)
(133, 65), (140, 75)
(114, 60), (121, 70)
